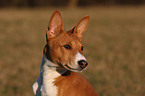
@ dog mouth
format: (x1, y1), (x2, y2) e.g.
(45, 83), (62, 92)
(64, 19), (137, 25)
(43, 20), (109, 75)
(65, 64), (79, 70)
(64, 64), (83, 72)
(56, 58), (87, 72)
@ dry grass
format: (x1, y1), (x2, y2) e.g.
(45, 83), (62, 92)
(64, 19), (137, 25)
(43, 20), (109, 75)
(0, 7), (145, 96)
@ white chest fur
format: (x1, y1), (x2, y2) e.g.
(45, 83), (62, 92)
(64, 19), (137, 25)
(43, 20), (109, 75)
(32, 54), (67, 96)
(42, 65), (60, 96)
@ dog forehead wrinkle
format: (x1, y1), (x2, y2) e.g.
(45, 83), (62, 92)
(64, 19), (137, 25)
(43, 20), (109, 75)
(69, 34), (82, 47)
(58, 32), (80, 45)
(56, 32), (72, 43)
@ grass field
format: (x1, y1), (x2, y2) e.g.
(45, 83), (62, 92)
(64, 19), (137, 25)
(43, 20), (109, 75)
(0, 7), (145, 96)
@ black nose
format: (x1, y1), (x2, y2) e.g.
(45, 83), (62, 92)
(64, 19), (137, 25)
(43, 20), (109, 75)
(78, 60), (88, 69)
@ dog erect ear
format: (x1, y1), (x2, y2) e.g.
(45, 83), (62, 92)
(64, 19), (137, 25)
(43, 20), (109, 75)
(46, 10), (64, 40)
(73, 16), (89, 41)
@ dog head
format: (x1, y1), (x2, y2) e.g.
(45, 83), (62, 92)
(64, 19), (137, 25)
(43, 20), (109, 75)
(44, 10), (89, 72)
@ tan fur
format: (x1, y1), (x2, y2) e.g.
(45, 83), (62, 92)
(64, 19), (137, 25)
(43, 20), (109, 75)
(54, 72), (98, 96)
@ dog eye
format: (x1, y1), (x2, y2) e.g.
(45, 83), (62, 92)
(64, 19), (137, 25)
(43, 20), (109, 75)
(64, 44), (71, 49)
(81, 46), (83, 51)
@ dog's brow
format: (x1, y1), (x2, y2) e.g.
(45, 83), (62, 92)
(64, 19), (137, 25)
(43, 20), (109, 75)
(60, 41), (71, 45)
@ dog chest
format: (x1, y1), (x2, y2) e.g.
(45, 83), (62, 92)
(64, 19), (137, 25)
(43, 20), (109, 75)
(42, 66), (60, 96)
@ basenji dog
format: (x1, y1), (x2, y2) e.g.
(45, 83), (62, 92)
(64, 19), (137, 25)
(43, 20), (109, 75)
(32, 10), (98, 96)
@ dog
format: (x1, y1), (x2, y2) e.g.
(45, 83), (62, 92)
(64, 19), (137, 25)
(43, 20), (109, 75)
(32, 10), (98, 96)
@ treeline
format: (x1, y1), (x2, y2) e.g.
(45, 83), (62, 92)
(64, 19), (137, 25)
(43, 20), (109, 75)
(0, 0), (145, 7)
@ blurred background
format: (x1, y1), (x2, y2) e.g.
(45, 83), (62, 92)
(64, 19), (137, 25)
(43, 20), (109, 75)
(0, 0), (145, 96)
(0, 0), (145, 7)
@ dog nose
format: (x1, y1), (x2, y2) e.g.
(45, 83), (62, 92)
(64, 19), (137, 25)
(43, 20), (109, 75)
(78, 60), (88, 69)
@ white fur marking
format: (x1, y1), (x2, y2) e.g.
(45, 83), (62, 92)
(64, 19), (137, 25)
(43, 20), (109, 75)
(42, 54), (60, 96)
(32, 54), (62, 96)
(42, 65), (60, 96)
(74, 52), (87, 66)
(67, 52), (87, 72)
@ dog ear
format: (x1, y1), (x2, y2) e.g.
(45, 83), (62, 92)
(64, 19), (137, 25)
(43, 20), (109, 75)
(46, 10), (64, 40)
(73, 16), (89, 41)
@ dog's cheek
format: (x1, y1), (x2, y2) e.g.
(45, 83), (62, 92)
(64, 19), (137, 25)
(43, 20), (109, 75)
(54, 46), (66, 64)
(56, 48), (62, 62)
(56, 47), (70, 65)
(65, 50), (75, 66)
(49, 47), (59, 63)
(58, 47), (68, 64)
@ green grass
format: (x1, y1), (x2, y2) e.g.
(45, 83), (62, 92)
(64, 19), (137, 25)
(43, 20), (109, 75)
(0, 7), (145, 96)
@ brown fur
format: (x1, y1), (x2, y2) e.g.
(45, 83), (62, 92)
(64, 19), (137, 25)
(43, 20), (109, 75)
(54, 72), (98, 96)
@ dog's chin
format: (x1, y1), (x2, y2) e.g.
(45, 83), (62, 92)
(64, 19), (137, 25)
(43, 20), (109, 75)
(63, 64), (84, 72)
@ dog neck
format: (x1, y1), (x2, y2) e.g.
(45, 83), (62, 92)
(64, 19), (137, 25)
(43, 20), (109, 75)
(39, 53), (70, 96)
(41, 53), (69, 76)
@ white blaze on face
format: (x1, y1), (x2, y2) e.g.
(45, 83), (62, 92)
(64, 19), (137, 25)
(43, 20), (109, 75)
(74, 52), (87, 65)
(65, 52), (87, 72)
(70, 52), (87, 71)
